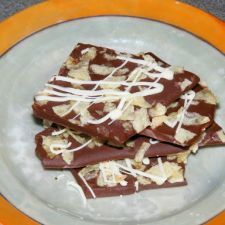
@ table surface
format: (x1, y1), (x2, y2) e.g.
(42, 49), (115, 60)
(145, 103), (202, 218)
(0, 0), (225, 21)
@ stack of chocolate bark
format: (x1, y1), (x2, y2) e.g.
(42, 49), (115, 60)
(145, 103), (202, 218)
(32, 43), (225, 200)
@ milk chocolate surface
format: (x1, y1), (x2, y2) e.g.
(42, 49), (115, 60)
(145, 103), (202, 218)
(36, 127), (186, 169)
(141, 84), (217, 146)
(33, 43), (199, 145)
(71, 157), (187, 198)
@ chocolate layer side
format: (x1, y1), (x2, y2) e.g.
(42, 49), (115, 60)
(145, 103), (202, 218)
(36, 127), (186, 169)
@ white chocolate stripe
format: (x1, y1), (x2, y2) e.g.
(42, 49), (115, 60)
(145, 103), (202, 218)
(78, 173), (96, 199)
(49, 139), (92, 155)
(115, 162), (166, 183)
(51, 128), (67, 136)
(176, 90), (195, 133)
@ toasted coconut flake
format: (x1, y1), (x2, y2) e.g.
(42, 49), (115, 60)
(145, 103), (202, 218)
(119, 105), (135, 121)
(151, 115), (167, 129)
(90, 64), (116, 76)
(68, 66), (91, 81)
(149, 103), (167, 117)
(42, 135), (68, 158)
(122, 121), (133, 132)
(52, 103), (73, 117)
(61, 151), (74, 165)
(163, 162), (184, 183)
(134, 142), (151, 163)
(132, 96), (151, 108)
(132, 108), (151, 132)
(79, 164), (100, 180)
(137, 175), (151, 185)
(182, 112), (210, 126)
(194, 88), (217, 105)
(178, 79), (192, 91)
(103, 102), (116, 113)
(174, 128), (196, 144)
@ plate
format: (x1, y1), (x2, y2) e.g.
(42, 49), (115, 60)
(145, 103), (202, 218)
(0, 1), (225, 225)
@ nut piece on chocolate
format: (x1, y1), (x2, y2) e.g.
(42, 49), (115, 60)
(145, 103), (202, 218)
(33, 43), (199, 145)
(71, 157), (187, 199)
(141, 84), (217, 146)
(36, 127), (187, 168)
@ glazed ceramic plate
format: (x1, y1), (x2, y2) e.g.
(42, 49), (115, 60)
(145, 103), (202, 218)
(0, 1), (225, 225)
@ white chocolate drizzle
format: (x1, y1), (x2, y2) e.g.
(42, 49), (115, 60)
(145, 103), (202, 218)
(115, 162), (166, 184)
(157, 157), (167, 179)
(134, 181), (139, 191)
(125, 158), (137, 177)
(176, 90), (195, 133)
(142, 157), (150, 165)
(49, 139), (92, 155)
(149, 138), (159, 144)
(35, 52), (179, 125)
(78, 173), (96, 199)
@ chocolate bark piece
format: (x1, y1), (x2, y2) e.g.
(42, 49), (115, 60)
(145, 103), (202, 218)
(36, 127), (187, 169)
(33, 43), (199, 145)
(141, 84), (217, 146)
(71, 157), (187, 199)
(199, 122), (225, 146)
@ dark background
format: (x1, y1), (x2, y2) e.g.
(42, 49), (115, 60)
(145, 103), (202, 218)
(0, 0), (225, 22)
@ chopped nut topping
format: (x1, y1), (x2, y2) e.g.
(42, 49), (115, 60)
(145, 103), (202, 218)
(134, 142), (151, 163)
(119, 105), (135, 121)
(97, 161), (127, 187)
(72, 102), (94, 125)
(175, 150), (191, 164)
(52, 103), (73, 117)
(171, 66), (184, 74)
(61, 151), (74, 165)
(146, 161), (184, 184)
(132, 96), (151, 108)
(137, 175), (151, 185)
(178, 79), (192, 91)
(132, 108), (151, 132)
(125, 140), (135, 148)
(182, 112), (210, 126)
(82, 47), (97, 61)
(42, 135), (68, 159)
(194, 88), (217, 105)
(163, 162), (184, 183)
(68, 66), (91, 81)
(103, 102), (116, 113)
(174, 128), (196, 144)
(149, 103), (166, 117)
(103, 53), (116, 61)
(122, 121), (133, 132)
(43, 120), (53, 128)
(90, 64), (116, 76)
(65, 56), (78, 69)
(168, 101), (179, 109)
(142, 54), (155, 63)
(79, 164), (100, 180)
(151, 115), (167, 129)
